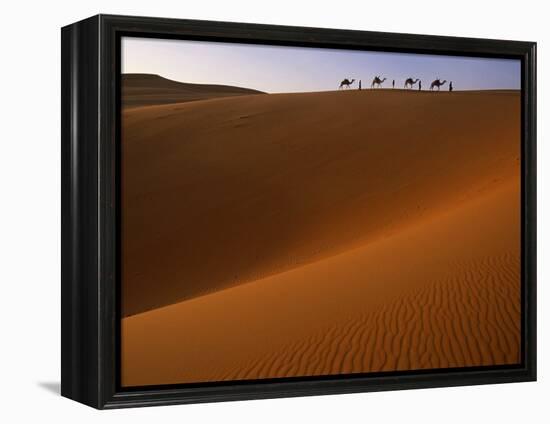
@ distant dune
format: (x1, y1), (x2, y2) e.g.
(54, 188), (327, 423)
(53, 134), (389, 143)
(122, 73), (265, 108)
(120, 88), (521, 386)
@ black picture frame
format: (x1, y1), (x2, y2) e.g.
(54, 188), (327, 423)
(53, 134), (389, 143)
(61, 14), (537, 409)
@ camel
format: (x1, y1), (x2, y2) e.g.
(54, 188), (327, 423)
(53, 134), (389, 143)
(371, 76), (387, 88)
(404, 78), (420, 89)
(430, 78), (447, 91)
(339, 78), (355, 89)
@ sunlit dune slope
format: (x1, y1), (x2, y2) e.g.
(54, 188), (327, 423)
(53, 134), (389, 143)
(121, 178), (520, 386)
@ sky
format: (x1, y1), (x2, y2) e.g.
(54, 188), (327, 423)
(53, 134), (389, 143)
(122, 36), (521, 93)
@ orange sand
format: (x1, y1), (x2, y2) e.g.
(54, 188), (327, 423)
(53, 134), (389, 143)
(121, 88), (521, 386)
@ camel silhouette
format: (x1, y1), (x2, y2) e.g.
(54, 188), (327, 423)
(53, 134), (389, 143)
(371, 76), (387, 89)
(404, 78), (420, 89)
(339, 78), (355, 89)
(430, 78), (447, 91)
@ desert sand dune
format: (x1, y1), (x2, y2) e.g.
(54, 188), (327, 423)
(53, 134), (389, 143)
(121, 179), (520, 386)
(122, 89), (520, 317)
(122, 73), (264, 108)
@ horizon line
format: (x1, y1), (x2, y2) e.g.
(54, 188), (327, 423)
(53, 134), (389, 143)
(122, 72), (520, 95)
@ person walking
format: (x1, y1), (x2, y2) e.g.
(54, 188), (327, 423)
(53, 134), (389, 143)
(449, 81), (453, 92)
(418, 80), (422, 91)
(392, 79), (395, 89)
(359, 79), (362, 90)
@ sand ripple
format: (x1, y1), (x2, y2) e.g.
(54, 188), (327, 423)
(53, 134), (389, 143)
(221, 253), (520, 380)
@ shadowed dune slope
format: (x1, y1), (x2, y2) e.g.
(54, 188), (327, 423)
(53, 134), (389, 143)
(122, 89), (520, 317)
(122, 73), (265, 108)
(121, 178), (520, 386)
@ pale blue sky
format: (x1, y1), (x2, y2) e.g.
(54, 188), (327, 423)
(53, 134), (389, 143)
(122, 36), (521, 93)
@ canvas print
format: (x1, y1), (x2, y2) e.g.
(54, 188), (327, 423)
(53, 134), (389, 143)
(120, 37), (521, 387)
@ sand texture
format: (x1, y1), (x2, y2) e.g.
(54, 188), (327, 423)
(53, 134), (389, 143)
(121, 86), (521, 386)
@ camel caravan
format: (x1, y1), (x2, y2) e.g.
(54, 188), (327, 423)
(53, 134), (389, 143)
(339, 76), (454, 92)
